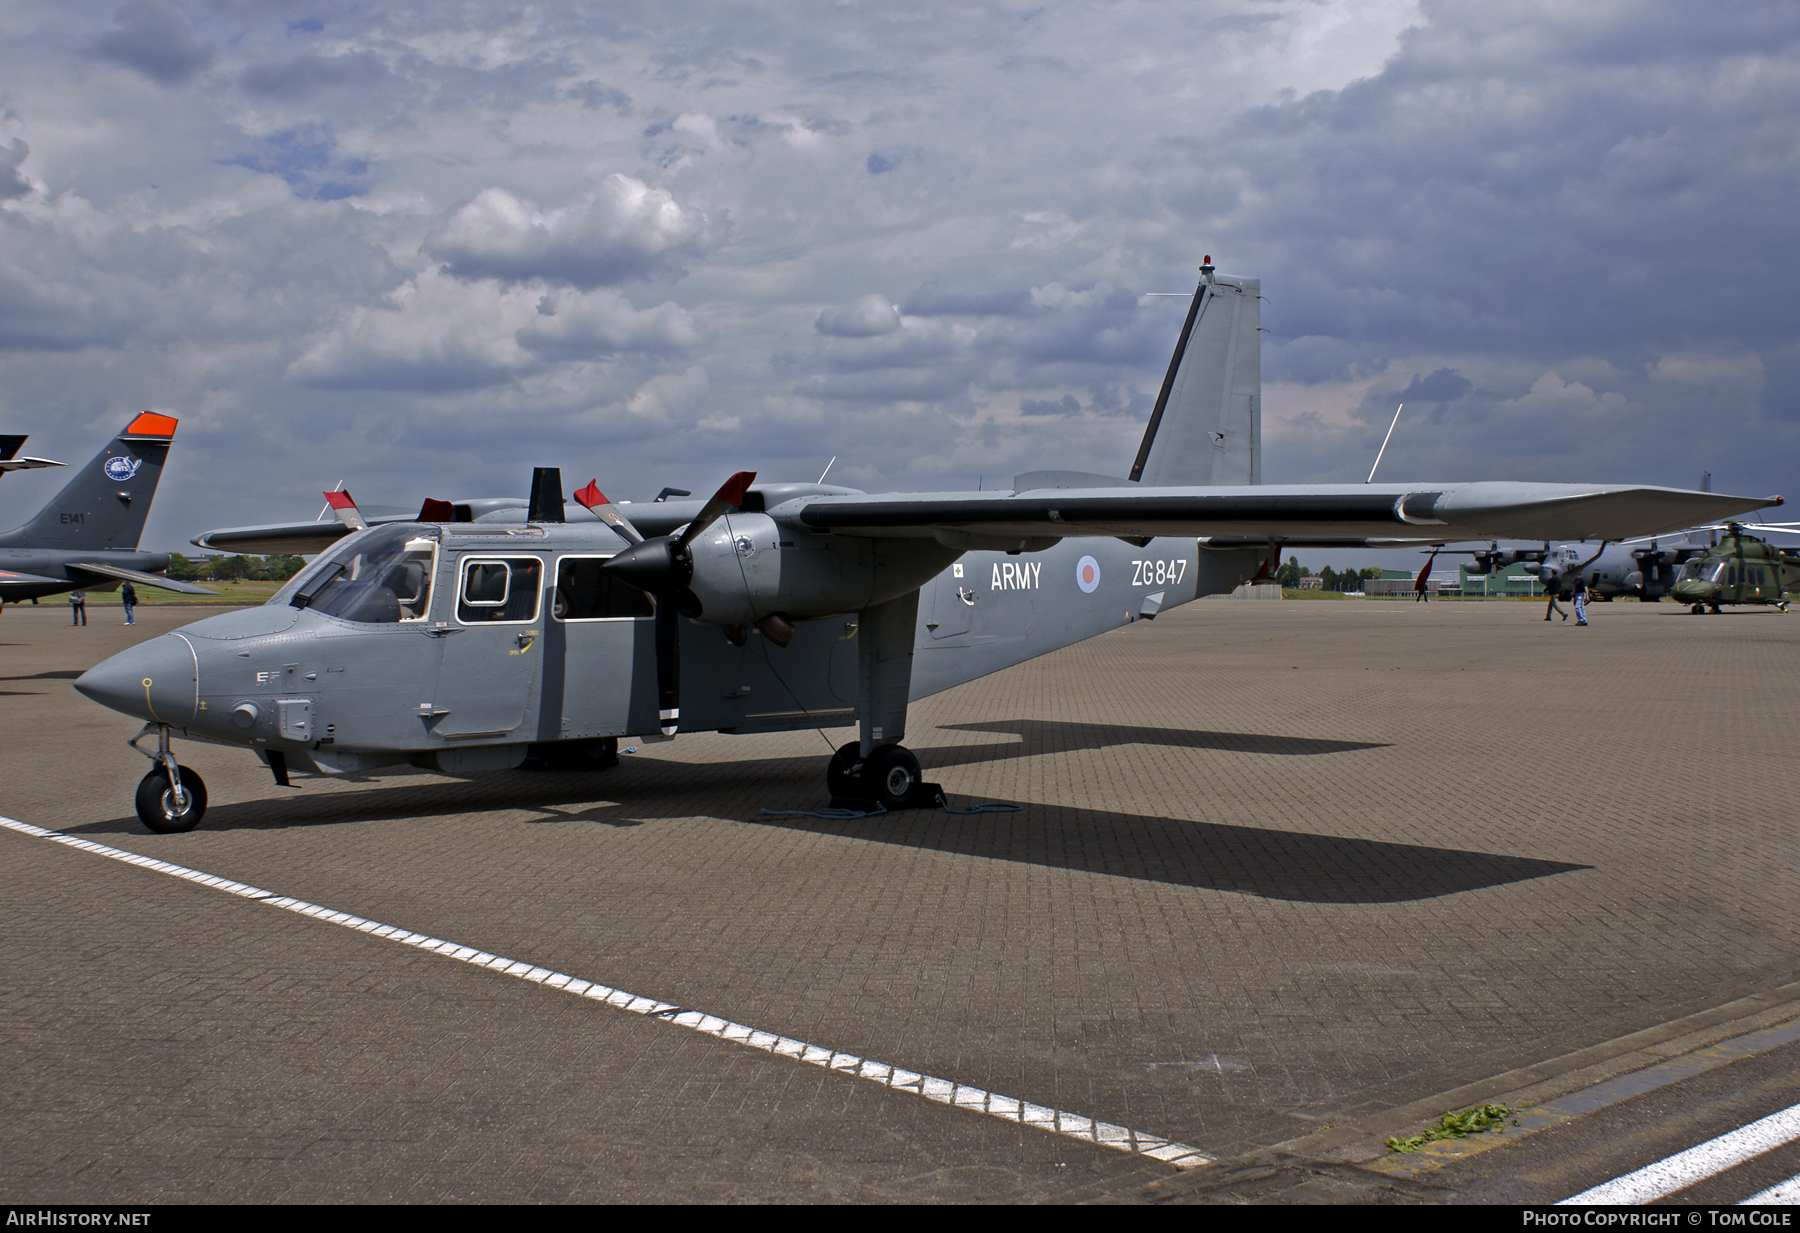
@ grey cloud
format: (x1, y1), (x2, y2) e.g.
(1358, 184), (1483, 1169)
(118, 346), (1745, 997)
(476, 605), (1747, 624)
(516, 292), (699, 359)
(91, 1), (216, 85)
(901, 281), (1032, 317)
(814, 294), (900, 337)
(241, 51), (387, 100)
(0, 140), (30, 200)
(1398, 368), (1474, 405)
(567, 80), (632, 113)
(424, 177), (714, 289)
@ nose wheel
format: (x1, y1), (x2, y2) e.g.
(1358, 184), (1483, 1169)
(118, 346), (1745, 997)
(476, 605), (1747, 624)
(135, 764), (208, 833)
(826, 741), (941, 811)
(126, 722), (209, 833)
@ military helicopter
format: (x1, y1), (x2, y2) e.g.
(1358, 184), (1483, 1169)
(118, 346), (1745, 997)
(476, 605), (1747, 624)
(71, 264), (1782, 833)
(1670, 523), (1800, 613)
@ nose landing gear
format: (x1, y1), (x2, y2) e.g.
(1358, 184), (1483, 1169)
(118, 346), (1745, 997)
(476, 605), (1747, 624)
(128, 723), (208, 833)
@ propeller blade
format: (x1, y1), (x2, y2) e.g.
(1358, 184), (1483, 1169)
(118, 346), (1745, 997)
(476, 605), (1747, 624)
(672, 471), (757, 552)
(655, 600), (681, 736)
(1414, 549), (1440, 591)
(323, 490), (367, 531)
(418, 498), (455, 522)
(573, 479), (644, 544)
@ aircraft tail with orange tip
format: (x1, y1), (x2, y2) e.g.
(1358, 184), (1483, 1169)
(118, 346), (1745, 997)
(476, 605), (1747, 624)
(0, 412), (179, 551)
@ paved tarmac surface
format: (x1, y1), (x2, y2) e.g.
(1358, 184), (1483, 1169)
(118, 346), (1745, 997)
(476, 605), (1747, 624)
(1, 596), (1796, 1202)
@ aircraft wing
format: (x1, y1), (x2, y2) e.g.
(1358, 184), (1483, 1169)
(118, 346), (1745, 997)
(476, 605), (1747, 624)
(191, 520), (354, 554)
(66, 562), (218, 595)
(0, 569), (63, 587)
(790, 482), (1781, 546)
(0, 456), (65, 473)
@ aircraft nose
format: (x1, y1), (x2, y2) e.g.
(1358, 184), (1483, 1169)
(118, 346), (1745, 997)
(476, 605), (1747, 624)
(75, 634), (198, 725)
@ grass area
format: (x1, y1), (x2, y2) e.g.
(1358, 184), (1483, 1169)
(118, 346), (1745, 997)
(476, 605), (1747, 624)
(136, 581), (286, 606)
(1281, 588), (1356, 600)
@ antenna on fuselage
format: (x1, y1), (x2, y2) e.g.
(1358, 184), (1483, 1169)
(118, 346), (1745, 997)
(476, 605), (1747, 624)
(818, 456), (837, 484)
(1366, 404), (1404, 483)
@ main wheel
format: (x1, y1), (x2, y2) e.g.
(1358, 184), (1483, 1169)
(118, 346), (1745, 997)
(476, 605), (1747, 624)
(1691, 603), (1706, 614)
(135, 765), (207, 833)
(867, 745), (923, 809)
(826, 740), (865, 800)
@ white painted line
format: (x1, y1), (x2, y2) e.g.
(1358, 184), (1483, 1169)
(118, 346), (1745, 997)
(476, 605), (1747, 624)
(1740, 1173), (1800, 1205)
(1, 815), (1212, 1171)
(1559, 1102), (1800, 1205)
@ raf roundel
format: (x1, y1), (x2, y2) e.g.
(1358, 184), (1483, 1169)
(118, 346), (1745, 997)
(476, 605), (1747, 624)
(103, 456), (141, 482)
(1076, 554), (1101, 594)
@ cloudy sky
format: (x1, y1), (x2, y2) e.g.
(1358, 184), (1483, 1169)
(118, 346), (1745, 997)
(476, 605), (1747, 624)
(1, 0), (1796, 553)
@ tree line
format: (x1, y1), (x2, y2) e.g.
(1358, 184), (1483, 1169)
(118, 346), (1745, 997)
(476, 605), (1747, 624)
(1275, 557), (1384, 592)
(165, 553), (308, 582)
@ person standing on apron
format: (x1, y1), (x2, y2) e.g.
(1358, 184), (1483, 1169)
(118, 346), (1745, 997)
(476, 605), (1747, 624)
(121, 582), (138, 625)
(1574, 578), (1590, 626)
(69, 589), (87, 626)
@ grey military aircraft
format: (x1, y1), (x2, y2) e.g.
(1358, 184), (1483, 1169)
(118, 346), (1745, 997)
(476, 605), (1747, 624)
(0, 413), (215, 611)
(1458, 538), (1709, 602)
(73, 263), (1782, 833)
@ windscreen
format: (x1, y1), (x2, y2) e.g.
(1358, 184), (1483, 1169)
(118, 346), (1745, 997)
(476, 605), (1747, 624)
(285, 524), (439, 623)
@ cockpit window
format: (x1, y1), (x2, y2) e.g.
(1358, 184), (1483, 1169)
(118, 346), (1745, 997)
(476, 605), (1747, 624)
(283, 524), (439, 623)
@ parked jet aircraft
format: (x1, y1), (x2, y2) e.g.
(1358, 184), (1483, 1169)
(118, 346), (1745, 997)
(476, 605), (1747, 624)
(0, 414), (215, 611)
(74, 264), (1781, 832)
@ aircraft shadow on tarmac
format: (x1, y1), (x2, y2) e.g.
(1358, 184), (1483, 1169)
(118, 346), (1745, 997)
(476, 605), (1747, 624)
(927, 718), (1389, 767)
(0, 669), (86, 695)
(65, 731), (1582, 903)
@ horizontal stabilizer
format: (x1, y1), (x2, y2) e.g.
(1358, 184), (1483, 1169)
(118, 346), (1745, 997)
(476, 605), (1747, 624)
(67, 561), (217, 595)
(0, 456), (65, 473)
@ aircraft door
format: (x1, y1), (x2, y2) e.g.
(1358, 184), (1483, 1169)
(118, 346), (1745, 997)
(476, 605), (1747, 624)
(550, 555), (656, 737)
(433, 554), (544, 740)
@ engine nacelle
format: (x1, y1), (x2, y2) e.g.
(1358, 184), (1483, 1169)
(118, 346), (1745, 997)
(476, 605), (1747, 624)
(681, 513), (960, 624)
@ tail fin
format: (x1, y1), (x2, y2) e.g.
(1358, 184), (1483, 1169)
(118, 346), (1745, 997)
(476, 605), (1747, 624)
(7, 413), (177, 550)
(1129, 263), (1260, 487)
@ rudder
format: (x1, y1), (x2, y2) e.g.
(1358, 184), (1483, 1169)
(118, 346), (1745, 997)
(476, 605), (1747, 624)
(1129, 264), (1260, 487)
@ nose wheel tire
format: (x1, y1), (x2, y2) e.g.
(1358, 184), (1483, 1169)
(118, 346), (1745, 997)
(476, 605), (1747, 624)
(135, 765), (208, 833)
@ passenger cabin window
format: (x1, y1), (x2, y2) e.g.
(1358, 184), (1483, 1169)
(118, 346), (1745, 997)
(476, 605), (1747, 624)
(292, 525), (438, 624)
(553, 557), (655, 620)
(457, 557), (542, 623)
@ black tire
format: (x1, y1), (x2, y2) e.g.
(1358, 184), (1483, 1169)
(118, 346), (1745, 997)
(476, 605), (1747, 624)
(135, 765), (207, 833)
(1692, 604), (1706, 614)
(826, 740), (865, 800)
(867, 745), (923, 809)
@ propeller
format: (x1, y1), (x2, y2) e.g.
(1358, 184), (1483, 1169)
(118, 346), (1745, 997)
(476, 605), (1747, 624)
(599, 471), (757, 736)
(1414, 548), (1440, 595)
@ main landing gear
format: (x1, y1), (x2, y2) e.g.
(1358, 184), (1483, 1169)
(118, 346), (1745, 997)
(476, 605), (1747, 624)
(826, 741), (942, 811)
(128, 723), (208, 833)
